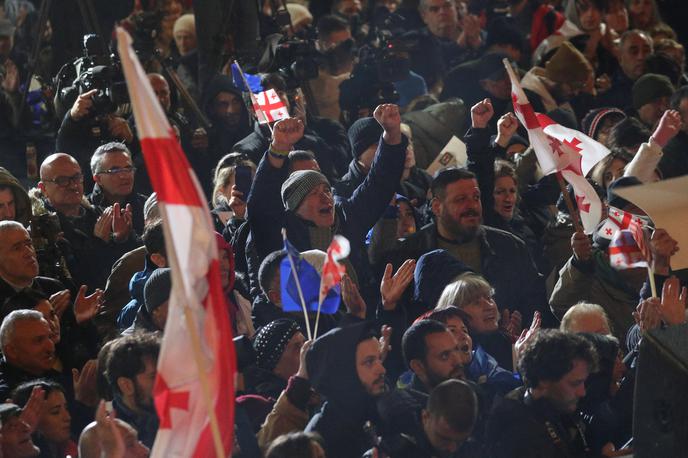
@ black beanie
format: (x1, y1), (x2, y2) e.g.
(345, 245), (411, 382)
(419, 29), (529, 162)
(144, 268), (172, 314)
(348, 117), (383, 159)
(253, 319), (301, 372)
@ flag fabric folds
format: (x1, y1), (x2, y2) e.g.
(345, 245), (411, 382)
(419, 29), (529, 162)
(505, 60), (610, 233)
(319, 235), (351, 308)
(609, 229), (648, 269)
(116, 28), (235, 458)
(231, 62), (264, 93)
(280, 238), (342, 315)
(597, 206), (652, 241)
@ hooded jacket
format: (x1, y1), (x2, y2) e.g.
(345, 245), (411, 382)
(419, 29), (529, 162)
(305, 322), (382, 458)
(0, 167), (31, 225)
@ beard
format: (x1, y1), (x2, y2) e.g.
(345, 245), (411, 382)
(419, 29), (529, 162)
(133, 380), (155, 413)
(439, 210), (481, 242)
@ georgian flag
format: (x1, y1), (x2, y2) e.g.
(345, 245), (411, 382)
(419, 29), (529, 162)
(597, 206), (652, 240)
(504, 60), (610, 233)
(319, 235), (351, 307)
(253, 89), (290, 124)
(609, 229), (648, 270)
(117, 28), (235, 458)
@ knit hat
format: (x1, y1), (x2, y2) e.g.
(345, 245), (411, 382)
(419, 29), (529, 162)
(348, 117), (383, 159)
(581, 108), (627, 140)
(253, 319), (301, 372)
(286, 4), (313, 29)
(632, 73), (674, 110)
(173, 14), (195, 36)
(143, 192), (159, 223)
(281, 170), (330, 211)
(544, 41), (592, 85)
(144, 268), (172, 314)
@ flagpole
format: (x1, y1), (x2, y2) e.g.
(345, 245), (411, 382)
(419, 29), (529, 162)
(161, 215), (226, 458)
(233, 60), (274, 136)
(313, 300), (323, 340)
(282, 229), (312, 340)
(555, 172), (584, 233)
(648, 266), (657, 297)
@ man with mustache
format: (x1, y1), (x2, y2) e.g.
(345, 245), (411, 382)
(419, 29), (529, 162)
(305, 322), (388, 458)
(486, 330), (598, 458)
(395, 167), (546, 321)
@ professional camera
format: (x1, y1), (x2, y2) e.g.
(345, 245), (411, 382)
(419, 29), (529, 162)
(30, 212), (73, 288)
(131, 9), (163, 63)
(259, 34), (321, 89)
(54, 34), (129, 119)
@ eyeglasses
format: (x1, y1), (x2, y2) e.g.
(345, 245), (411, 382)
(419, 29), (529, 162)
(97, 166), (137, 176)
(43, 173), (83, 187)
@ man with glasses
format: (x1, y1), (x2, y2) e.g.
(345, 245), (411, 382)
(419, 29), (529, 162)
(88, 143), (148, 235)
(35, 153), (140, 290)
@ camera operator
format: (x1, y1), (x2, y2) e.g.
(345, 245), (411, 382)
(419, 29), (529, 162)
(309, 15), (355, 122)
(55, 88), (134, 192)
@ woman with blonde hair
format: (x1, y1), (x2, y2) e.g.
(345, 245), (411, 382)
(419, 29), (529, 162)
(211, 153), (256, 236)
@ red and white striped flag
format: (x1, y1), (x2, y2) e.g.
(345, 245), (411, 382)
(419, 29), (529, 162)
(253, 89), (289, 124)
(597, 206), (652, 241)
(609, 229), (648, 269)
(116, 28), (235, 458)
(319, 235), (351, 306)
(504, 60), (610, 233)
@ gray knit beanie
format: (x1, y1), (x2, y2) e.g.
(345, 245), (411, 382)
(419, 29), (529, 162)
(281, 170), (330, 211)
(144, 268), (172, 314)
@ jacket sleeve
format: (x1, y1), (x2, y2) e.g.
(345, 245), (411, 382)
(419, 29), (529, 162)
(246, 151), (289, 259)
(465, 126), (499, 212)
(625, 138), (662, 183)
(256, 377), (310, 451)
(549, 255), (593, 320)
(341, 136), (408, 243)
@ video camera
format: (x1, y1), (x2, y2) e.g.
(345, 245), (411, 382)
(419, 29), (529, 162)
(54, 34), (129, 119)
(260, 34), (321, 90)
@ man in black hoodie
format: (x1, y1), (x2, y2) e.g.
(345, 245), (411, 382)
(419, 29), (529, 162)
(305, 322), (387, 458)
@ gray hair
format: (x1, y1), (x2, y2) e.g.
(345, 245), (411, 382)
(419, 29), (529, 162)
(90, 142), (131, 175)
(436, 272), (493, 309)
(0, 220), (26, 236)
(0, 309), (44, 352)
(560, 302), (612, 334)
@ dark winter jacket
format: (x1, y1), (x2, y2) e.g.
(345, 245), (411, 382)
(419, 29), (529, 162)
(305, 322), (383, 458)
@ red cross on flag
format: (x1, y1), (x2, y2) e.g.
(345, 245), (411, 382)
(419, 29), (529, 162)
(609, 229), (648, 270)
(117, 28), (235, 458)
(504, 60), (610, 234)
(596, 206), (652, 241)
(319, 235), (351, 306)
(253, 89), (290, 124)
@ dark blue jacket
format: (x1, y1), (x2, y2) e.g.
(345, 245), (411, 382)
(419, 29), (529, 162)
(247, 135), (408, 282)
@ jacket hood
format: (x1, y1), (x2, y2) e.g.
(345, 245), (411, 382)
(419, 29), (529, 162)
(0, 167), (31, 225)
(306, 322), (379, 404)
(413, 249), (473, 308)
(201, 74), (245, 117)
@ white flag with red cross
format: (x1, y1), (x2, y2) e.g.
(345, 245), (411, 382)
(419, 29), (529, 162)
(319, 235), (351, 307)
(252, 89), (290, 124)
(116, 27), (235, 458)
(609, 229), (648, 269)
(504, 60), (610, 233)
(597, 206), (652, 241)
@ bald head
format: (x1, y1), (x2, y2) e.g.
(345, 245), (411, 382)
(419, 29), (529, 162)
(148, 73), (171, 112)
(39, 153), (80, 181)
(38, 153), (84, 216)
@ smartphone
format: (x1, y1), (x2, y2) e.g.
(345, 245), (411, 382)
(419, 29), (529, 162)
(235, 165), (253, 198)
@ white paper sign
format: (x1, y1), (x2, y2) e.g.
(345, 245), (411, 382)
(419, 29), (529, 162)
(426, 136), (468, 175)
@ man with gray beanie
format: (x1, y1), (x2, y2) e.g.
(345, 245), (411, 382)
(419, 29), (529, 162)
(247, 104), (408, 304)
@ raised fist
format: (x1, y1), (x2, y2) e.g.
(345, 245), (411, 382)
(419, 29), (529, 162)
(471, 98), (494, 129)
(271, 117), (305, 152)
(373, 104), (402, 145)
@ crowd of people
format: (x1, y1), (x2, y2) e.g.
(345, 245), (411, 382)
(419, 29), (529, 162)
(0, 0), (687, 456)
